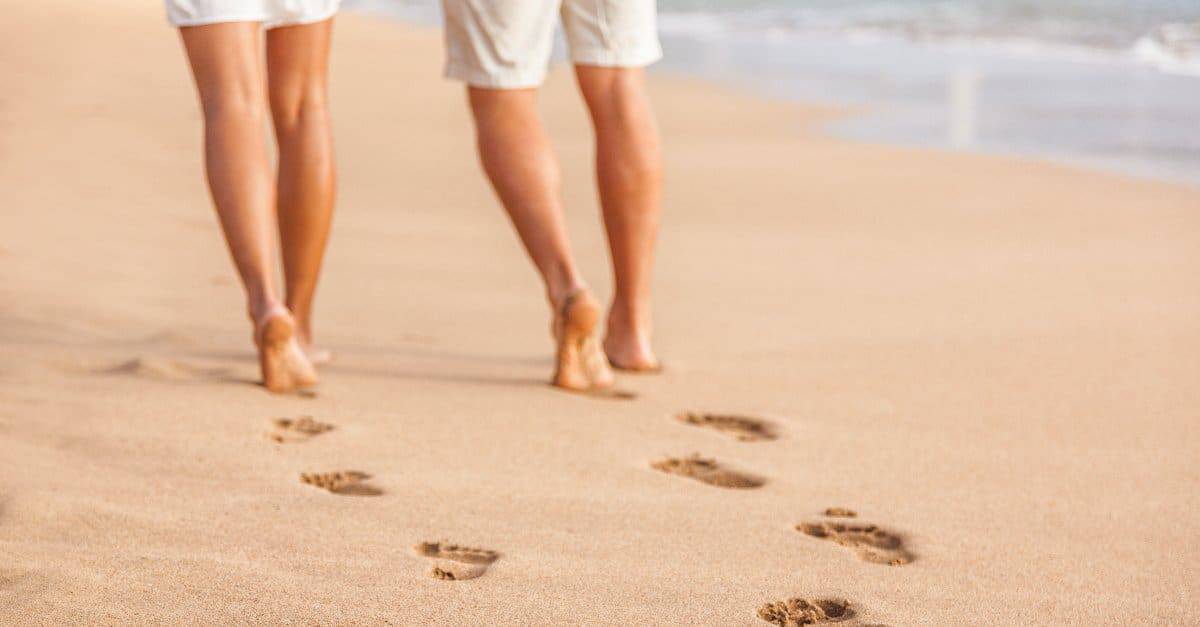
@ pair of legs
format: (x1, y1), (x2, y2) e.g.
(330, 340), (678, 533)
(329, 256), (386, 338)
(179, 20), (336, 392)
(469, 65), (663, 389)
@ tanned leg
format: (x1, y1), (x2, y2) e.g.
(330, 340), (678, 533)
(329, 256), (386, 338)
(466, 87), (612, 390)
(266, 18), (336, 364)
(574, 66), (663, 372)
(179, 22), (317, 393)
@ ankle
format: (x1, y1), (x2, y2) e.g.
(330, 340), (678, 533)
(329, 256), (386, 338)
(547, 281), (589, 312)
(607, 300), (651, 337)
(294, 324), (314, 346)
(604, 319), (657, 366)
(287, 307), (311, 342)
(248, 300), (285, 326)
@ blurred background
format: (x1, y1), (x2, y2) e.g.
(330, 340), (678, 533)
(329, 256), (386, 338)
(345, 0), (1200, 185)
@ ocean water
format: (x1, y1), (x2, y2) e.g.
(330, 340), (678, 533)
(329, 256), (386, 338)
(656, 0), (1200, 76)
(344, 0), (1200, 185)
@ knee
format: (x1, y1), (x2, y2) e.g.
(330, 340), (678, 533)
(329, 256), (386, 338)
(468, 87), (537, 135)
(589, 72), (652, 124)
(199, 81), (268, 125)
(270, 85), (329, 132)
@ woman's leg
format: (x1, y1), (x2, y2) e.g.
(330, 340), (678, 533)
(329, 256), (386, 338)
(266, 19), (336, 360)
(179, 22), (317, 392)
(574, 66), (663, 371)
(467, 87), (613, 390)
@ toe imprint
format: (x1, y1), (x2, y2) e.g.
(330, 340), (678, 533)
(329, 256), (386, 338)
(797, 521), (913, 565)
(823, 507), (857, 518)
(429, 567), (458, 580)
(415, 541), (500, 581)
(757, 598), (853, 626)
(675, 412), (777, 441)
(268, 416), (334, 442)
(651, 454), (765, 489)
(299, 471), (382, 496)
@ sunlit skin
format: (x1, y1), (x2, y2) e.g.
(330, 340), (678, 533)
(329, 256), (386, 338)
(178, 19), (336, 392)
(267, 21), (337, 364)
(467, 65), (663, 388)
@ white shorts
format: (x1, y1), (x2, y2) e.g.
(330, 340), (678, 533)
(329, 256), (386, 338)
(442, 0), (663, 89)
(165, 0), (340, 29)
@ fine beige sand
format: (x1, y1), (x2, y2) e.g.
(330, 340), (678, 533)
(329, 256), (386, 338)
(3, 1), (1199, 624)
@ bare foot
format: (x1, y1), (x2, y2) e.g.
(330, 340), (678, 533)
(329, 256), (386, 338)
(255, 308), (318, 394)
(603, 310), (660, 372)
(295, 327), (332, 366)
(303, 345), (333, 366)
(552, 290), (614, 391)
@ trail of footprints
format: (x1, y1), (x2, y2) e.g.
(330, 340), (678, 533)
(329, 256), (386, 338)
(657, 411), (912, 624)
(651, 412), (775, 489)
(266, 415), (383, 496)
(267, 407), (908, 621)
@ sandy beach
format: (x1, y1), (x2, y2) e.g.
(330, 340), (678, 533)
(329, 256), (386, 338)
(3, 0), (1199, 624)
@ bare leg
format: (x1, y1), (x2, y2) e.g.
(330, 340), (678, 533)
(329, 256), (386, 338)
(466, 87), (612, 390)
(575, 66), (663, 371)
(467, 88), (585, 306)
(179, 22), (317, 393)
(267, 19), (336, 363)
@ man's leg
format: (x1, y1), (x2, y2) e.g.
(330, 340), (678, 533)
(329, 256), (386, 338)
(266, 19), (337, 363)
(467, 87), (613, 390)
(468, 87), (585, 306)
(575, 66), (663, 371)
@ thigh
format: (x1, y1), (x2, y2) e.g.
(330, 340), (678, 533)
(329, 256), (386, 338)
(561, 0), (661, 67)
(178, 22), (265, 110)
(265, 18), (334, 106)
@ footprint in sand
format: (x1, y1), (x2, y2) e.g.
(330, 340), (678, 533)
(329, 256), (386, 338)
(267, 416), (334, 443)
(651, 454), (764, 489)
(675, 412), (777, 442)
(299, 471), (382, 496)
(96, 357), (228, 382)
(757, 598), (853, 626)
(414, 541), (500, 581)
(797, 518), (914, 566)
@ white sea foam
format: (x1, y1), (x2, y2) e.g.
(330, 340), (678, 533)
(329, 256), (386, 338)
(654, 3), (1200, 77)
(1133, 23), (1200, 76)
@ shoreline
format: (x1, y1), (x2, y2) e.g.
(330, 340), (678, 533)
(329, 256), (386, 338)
(2, 2), (1199, 625)
(345, 0), (1200, 188)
